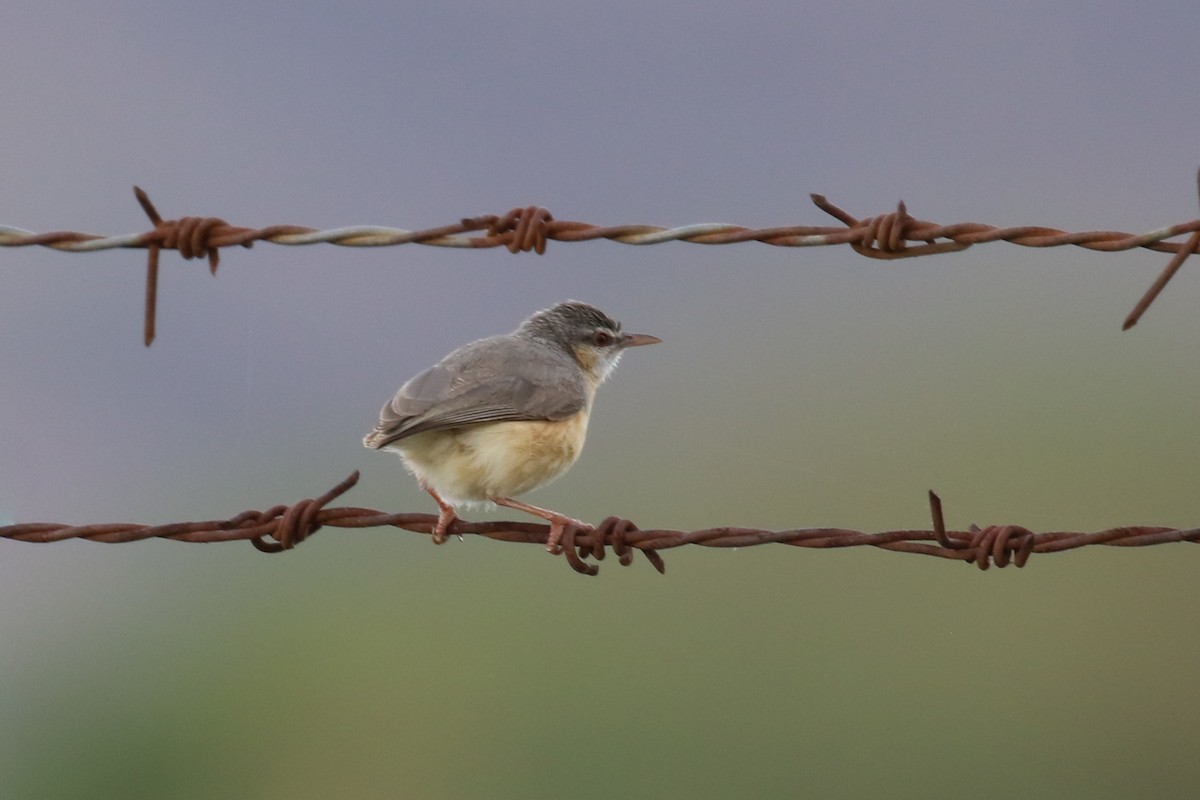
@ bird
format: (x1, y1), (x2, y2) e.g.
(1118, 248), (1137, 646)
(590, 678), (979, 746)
(363, 300), (660, 553)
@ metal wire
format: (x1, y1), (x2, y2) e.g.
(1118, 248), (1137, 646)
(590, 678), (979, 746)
(5, 184), (1199, 574)
(5, 472), (1196, 576)
(1, 183), (1198, 343)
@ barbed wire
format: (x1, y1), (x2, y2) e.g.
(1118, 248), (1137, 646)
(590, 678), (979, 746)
(1, 181), (1198, 344)
(4, 471), (1196, 576)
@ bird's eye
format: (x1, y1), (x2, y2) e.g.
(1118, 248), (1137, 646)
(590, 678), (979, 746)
(592, 330), (613, 347)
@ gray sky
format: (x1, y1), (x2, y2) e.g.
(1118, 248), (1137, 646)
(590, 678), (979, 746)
(3, 2), (1200, 797)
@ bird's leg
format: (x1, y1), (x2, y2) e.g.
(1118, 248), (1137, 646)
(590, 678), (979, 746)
(420, 482), (458, 544)
(489, 496), (592, 554)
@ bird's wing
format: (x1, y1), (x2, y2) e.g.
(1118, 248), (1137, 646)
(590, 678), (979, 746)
(363, 337), (586, 449)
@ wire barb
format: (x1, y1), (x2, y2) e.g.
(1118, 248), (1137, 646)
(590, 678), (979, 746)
(810, 195), (966, 259)
(3, 475), (1196, 576)
(132, 187), (250, 346)
(1121, 168), (1200, 330)
(471, 205), (554, 254)
(3, 178), (1200, 343)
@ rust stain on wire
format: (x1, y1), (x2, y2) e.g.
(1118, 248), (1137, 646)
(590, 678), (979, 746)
(4, 472), (1196, 576)
(2, 180), (1199, 343)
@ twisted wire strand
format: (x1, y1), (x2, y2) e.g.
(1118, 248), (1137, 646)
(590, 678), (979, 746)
(4, 472), (1195, 576)
(2, 183), (1199, 342)
(6, 192), (1200, 255)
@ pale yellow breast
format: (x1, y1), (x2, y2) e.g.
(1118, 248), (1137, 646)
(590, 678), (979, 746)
(390, 410), (591, 503)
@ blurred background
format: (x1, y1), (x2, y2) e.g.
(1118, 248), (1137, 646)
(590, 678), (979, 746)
(3, 1), (1199, 797)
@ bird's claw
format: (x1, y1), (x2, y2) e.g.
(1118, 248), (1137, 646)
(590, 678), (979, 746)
(546, 517), (592, 554)
(432, 508), (458, 545)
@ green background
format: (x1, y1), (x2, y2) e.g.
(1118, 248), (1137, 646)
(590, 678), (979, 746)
(3, 2), (1199, 797)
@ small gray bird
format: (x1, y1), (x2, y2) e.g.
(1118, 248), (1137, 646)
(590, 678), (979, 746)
(364, 300), (660, 552)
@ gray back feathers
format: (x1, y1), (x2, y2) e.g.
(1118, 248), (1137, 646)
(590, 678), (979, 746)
(363, 332), (587, 450)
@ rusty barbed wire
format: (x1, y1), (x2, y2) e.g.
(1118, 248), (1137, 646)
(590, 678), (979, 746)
(4, 472), (1196, 576)
(2, 182), (1199, 344)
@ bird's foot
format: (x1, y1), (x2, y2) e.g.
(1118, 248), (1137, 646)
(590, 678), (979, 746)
(545, 515), (593, 555)
(421, 483), (459, 544)
(488, 495), (591, 554)
(432, 506), (459, 544)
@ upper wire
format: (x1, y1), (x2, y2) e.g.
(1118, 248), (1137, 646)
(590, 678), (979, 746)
(2, 183), (1199, 343)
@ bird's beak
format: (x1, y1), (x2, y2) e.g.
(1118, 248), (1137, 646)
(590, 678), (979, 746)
(621, 332), (662, 348)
